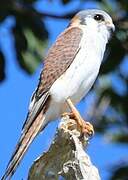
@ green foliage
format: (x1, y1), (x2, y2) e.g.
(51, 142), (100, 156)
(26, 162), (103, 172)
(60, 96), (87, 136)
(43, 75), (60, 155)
(110, 164), (128, 180)
(61, 0), (71, 5)
(0, 51), (5, 81)
(0, 0), (48, 78)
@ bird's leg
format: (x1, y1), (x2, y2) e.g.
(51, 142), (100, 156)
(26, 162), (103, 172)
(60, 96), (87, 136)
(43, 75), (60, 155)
(65, 98), (94, 137)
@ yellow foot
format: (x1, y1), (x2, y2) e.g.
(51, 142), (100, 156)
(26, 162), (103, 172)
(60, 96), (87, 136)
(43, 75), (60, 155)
(81, 121), (94, 136)
(65, 98), (94, 137)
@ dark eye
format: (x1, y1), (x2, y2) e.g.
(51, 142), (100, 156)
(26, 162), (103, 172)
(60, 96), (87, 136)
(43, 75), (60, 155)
(94, 14), (104, 21)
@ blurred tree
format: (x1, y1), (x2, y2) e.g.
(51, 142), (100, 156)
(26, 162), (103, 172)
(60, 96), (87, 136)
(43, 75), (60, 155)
(0, 0), (127, 179)
(110, 164), (128, 180)
(0, 0), (48, 79)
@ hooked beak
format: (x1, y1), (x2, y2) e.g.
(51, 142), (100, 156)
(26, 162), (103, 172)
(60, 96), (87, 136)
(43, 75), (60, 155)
(105, 21), (115, 32)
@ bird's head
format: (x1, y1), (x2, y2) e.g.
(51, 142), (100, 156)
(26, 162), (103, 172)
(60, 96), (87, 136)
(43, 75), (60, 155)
(70, 9), (115, 40)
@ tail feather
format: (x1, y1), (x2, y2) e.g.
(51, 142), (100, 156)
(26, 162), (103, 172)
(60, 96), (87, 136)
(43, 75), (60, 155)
(2, 112), (45, 180)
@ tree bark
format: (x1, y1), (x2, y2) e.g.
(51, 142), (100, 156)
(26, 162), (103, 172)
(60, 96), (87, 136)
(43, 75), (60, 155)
(28, 115), (100, 180)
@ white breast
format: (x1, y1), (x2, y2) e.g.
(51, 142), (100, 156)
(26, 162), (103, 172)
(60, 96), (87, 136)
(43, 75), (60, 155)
(50, 26), (107, 105)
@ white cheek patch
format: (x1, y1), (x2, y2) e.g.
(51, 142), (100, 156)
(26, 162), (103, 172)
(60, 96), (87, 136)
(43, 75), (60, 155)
(85, 17), (98, 31)
(85, 17), (110, 44)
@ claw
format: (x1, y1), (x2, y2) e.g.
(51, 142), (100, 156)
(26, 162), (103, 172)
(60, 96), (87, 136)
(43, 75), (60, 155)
(65, 98), (94, 137)
(82, 122), (94, 137)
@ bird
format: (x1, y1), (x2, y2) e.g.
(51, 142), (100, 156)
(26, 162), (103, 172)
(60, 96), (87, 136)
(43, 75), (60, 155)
(2, 9), (115, 179)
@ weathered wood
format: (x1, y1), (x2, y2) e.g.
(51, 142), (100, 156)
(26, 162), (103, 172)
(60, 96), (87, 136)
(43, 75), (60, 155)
(28, 115), (100, 180)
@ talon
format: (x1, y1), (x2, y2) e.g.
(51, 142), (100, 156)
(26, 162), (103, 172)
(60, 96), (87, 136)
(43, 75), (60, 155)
(61, 112), (70, 117)
(82, 122), (94, 137)
(65, 98), (94, 137)
(61, 112), (74, 119)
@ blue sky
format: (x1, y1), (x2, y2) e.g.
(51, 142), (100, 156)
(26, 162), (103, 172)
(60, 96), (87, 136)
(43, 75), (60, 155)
(0, 1), (128, 179)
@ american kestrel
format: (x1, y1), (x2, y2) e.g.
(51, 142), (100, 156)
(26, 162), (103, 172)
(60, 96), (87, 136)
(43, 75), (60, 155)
(2, 9), (115, 179)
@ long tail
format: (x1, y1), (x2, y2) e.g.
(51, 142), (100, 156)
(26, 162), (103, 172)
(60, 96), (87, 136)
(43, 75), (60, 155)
(1, 112), (46, 180)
